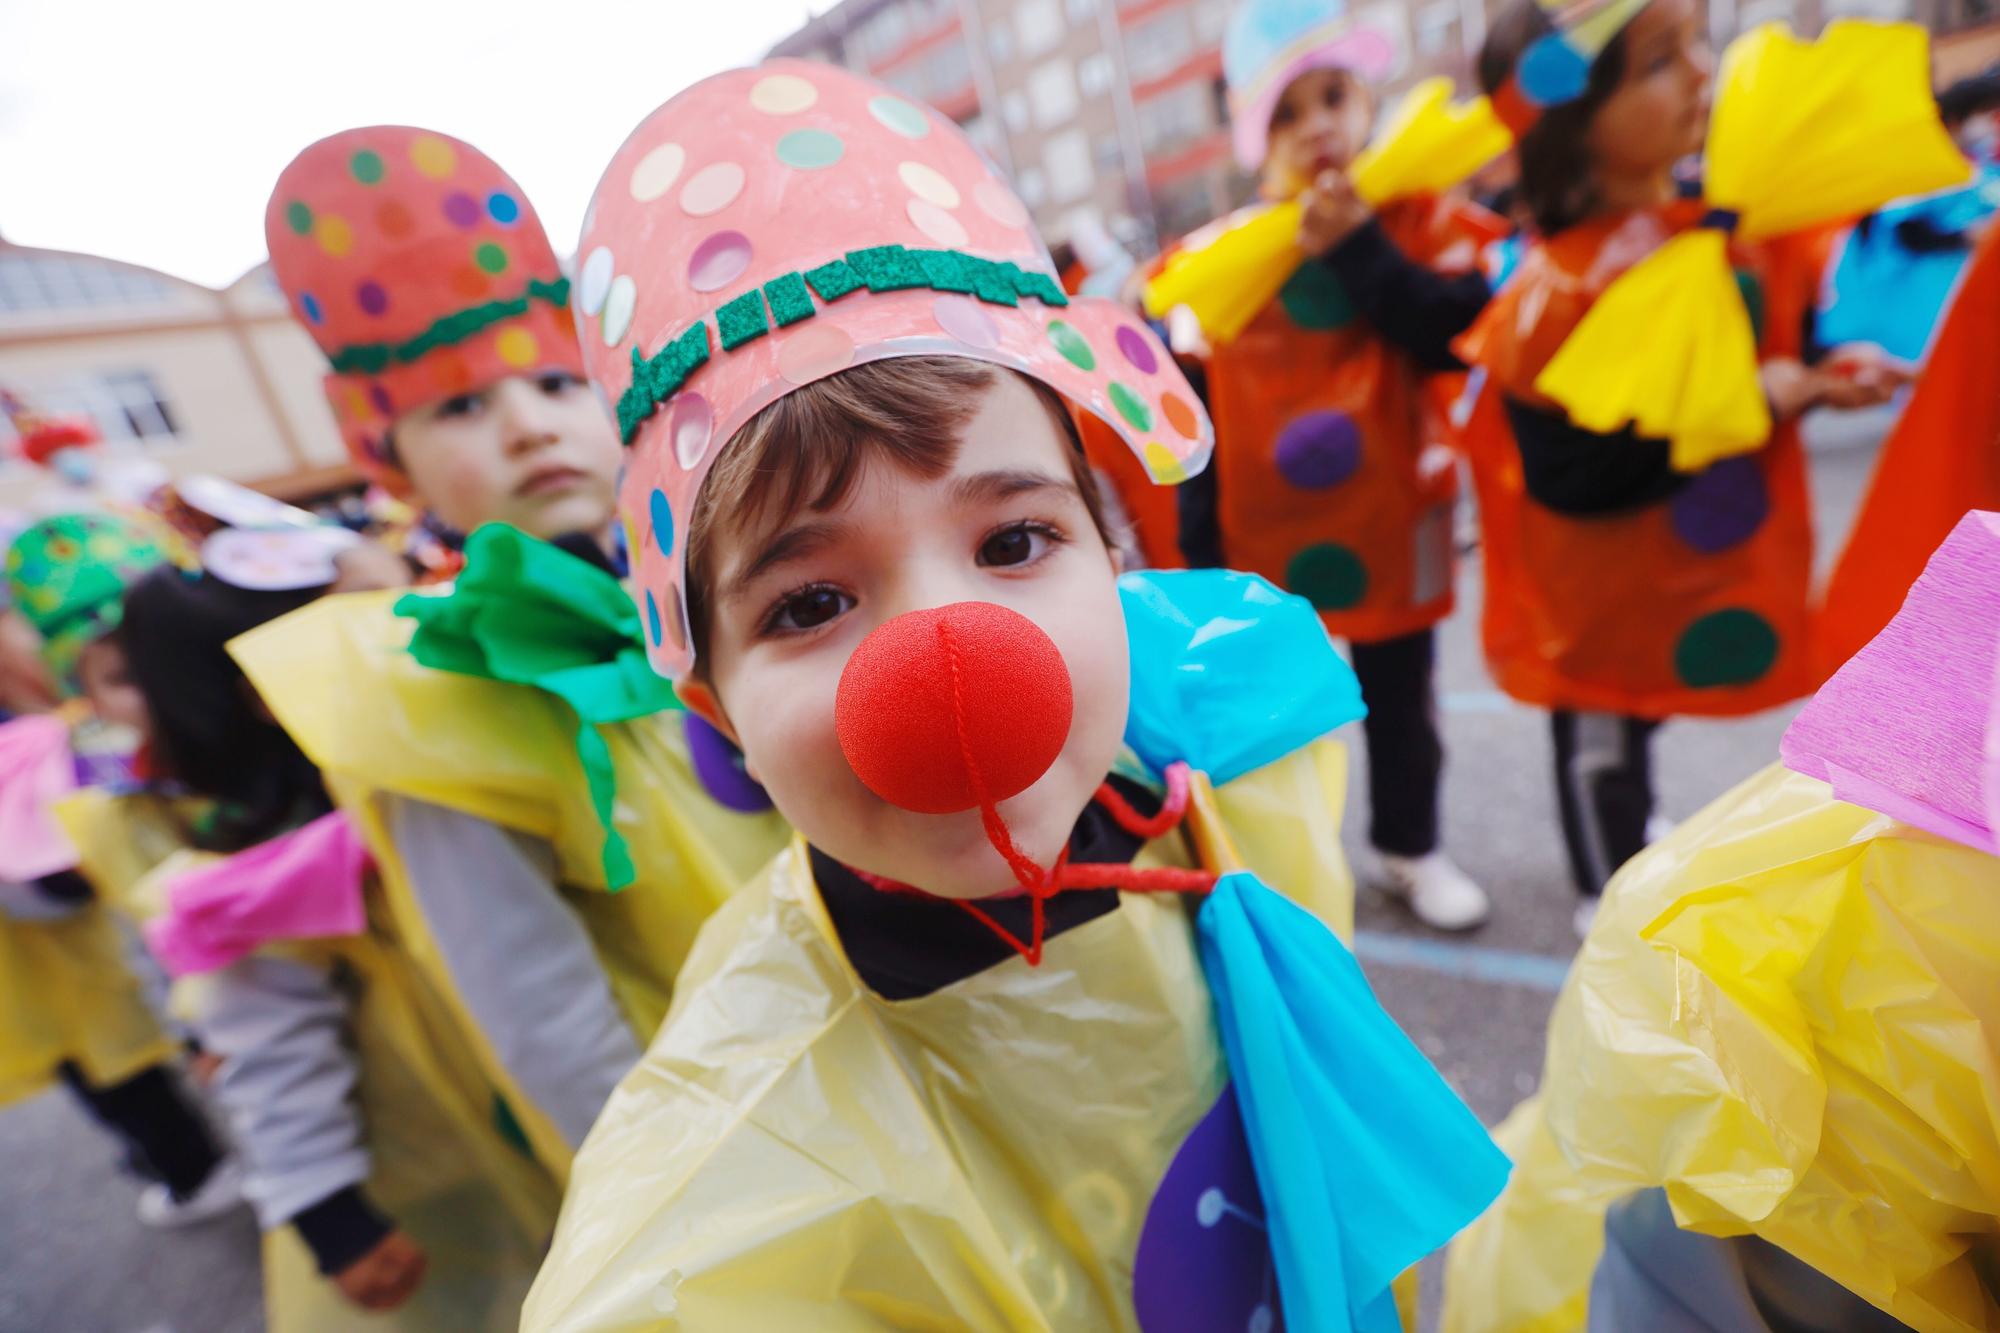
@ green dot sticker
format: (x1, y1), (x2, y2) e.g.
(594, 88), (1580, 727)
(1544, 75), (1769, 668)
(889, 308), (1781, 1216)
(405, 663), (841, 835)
(1108, 382), (1153, 432)
(1673, 608), (1779, 688)
(350, 149), (385, 185)
(1285, 543), (1369, 611)
(1279, 263), (1357, 332)
(1048, 320), (1095, 371)
(774, 128), (845, 170)
(285, 200), (313, 236)
(475, 243), (509, 274)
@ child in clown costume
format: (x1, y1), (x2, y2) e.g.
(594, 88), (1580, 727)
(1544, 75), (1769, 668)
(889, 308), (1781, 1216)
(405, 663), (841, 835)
(88, 551), (560, 1329)
(523, 61), (1508, 1332)
(1459, 0), (1928, 934)
(1443, 511), (2000, 1333)
(0, 513), (242, 1227)
(1160, 0), (1505, 930)
(227, 126), (787, 1178)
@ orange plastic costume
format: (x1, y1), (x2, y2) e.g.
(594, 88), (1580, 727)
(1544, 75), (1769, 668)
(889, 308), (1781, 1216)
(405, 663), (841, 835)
(1080, 411), (1184, 570)
(1459, 200), (1826, 717)
(1205, 197), (1503, 644)
(1816, 222), (2000, 675)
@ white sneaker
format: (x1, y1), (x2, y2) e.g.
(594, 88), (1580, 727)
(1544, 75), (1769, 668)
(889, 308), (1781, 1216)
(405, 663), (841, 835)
(137, 1155), (246, 1229)
(1376, 851), (1491, 931)
(1572, 896), (1601, 940)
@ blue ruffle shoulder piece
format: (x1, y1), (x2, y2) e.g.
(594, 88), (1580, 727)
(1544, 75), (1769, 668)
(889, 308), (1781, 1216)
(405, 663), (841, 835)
(1119, 569), (1365, 787)
(1198, 872), (1513, 1331)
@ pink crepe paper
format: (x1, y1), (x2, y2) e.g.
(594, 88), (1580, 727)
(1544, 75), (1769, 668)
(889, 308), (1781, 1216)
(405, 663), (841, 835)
(0, 714), (82, 882)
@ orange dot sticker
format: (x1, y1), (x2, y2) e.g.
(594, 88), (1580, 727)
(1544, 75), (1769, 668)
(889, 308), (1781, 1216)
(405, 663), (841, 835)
(432, 350), (475, 396)
(495, 327), (539, 368)
(314, 215), (354, 258)
(376, 198), (415, 238)
(1161, 391), (1201, 440)
(450, 266), (488, 300)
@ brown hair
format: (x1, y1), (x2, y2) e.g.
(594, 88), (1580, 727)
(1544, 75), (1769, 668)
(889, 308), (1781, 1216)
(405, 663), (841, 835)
(683, 355), (1111, 669)
(1478, 1), (1635, 236)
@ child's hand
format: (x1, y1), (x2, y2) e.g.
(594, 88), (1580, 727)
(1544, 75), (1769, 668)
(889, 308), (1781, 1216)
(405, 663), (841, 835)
(334, 1229), (428, 1311)
(1296, 170), (1371, 257)
(1813, 343), (1913, 410)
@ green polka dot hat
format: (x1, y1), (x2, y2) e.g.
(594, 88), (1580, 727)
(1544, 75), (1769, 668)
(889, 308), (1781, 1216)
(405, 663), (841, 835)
(265, 127), (586, 484)
(4, 512), (168, 690)
(577, 60), (1216, 680)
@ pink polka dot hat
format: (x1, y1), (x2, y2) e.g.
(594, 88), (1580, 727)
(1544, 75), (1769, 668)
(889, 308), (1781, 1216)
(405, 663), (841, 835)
(578, 59), (1214, 680)
(265, 127), (585, 482)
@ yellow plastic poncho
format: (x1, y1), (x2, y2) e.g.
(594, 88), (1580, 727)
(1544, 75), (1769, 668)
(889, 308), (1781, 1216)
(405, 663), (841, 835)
(121, 843), (560, 1333)
(1442, 763), (2000, 1333)
(523, 737), (1360, 1332)
(230, 589), (787, 1172)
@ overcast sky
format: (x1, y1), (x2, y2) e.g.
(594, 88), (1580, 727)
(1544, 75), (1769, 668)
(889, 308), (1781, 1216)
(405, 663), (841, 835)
(0, 0), (830, 287)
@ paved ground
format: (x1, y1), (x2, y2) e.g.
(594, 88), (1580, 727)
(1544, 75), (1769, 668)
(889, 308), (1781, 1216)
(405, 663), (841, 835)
(0, 408), (1891, 1332)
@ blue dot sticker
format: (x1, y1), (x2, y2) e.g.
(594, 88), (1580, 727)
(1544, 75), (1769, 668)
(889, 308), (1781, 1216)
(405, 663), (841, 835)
(650, 488), (675, 557)
(646, 589), (663, 645)
(1518, 33), (1591, 107)
(300, 292), (324, 324)
(487, 191), (521, 225)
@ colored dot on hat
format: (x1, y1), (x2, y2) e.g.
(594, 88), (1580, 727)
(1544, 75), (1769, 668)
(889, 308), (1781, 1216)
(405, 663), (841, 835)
(898, 162), (960, 209)
(443, 192), (482, 229)
(350, 149), (385, 185)
(680, 162), (746, 218)
(487, 192), (521, 226)
(285, 200), (314, 236)
(775, 129), (845, 171)
(687, 231), (753, 293)
(601, 275), (637, 346)
(972, 179), (1029, 228)
(750, 73), (819, 114)
(300, 292), (324, 324)
(434, 350), (475, 395)
(315, 215), (354, 258)
(1114, 325), (1158, 375)
(451, 266), (488, 301)
(933, 294), (998, 349)
(908, 199), (969, 247)
(869, 95), (930, 139)
(578, 247), (615, 316)
(1161, 392), (1201, 440)
(1108, 382), (1153, 432)
(646, 589), (663, 645)
(475, 243), (510, 274)
(630, 142), (687, 203)
(356, 280), (389, 317)
(369, 383), (395, 416)
(649, 488), (676, 557)
(377, 199), (415, 238)
(670, 392), (714, 470)
(1047, 320), (1096, 371)
(1142, 441), (1188, 484)
(777, 322), (856, 386)
(496, 326), (539, 368)
(410, 134), (458, 180)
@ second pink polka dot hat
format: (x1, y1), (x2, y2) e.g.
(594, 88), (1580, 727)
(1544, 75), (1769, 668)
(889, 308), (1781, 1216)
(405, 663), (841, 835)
(265, 127), (585, 483)
(578, 59), (1215, 680)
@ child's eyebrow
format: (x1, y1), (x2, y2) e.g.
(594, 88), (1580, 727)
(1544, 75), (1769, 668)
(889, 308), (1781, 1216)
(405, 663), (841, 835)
(951, 469), (1078, 507)
(724, 520), (846, 606)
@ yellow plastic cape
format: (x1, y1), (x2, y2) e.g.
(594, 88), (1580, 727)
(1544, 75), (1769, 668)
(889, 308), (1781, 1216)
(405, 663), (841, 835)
(1142, 79), (1507, 343)
(523, 739), (1389, 1331)
(229, 590), (788, 1174)
(1535, 20), (1971, 472)
(1442, 763), (2000, 1333)
(122, 845), (561, 1333)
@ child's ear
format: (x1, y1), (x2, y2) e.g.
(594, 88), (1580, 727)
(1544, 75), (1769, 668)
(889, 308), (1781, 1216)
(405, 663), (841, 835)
(676, 679), (738, 745)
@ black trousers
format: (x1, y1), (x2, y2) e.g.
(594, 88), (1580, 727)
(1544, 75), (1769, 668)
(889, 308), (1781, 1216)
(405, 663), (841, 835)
(1551, 710), (1661, 897)
(1349, 629), (1444, 858)
(59, 1061), (223, 1200)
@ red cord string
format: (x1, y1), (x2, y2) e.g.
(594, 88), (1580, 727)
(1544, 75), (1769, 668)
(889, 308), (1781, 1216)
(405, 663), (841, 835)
(850, 624), (1218, 965)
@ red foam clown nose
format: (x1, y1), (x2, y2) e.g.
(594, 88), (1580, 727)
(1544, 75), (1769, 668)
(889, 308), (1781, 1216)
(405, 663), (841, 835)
(835, 602), (1074, 816)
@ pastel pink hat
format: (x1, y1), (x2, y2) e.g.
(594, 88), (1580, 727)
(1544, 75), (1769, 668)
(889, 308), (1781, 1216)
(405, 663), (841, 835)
(575, 60), (1214, 680)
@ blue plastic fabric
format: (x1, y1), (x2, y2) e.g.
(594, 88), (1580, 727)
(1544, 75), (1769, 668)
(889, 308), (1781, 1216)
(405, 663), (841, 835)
(1120, 568), (1365, 786)
(1816, 169), (2000, 362)
(1197, 872), (1512, 1332)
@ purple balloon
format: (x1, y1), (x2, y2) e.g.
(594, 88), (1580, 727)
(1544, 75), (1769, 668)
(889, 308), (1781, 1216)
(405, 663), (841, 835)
(683, 713), (773, 814)
(1670, 455), (1768, 554)
(1133, 1087), (1284, 1332)
(1274, 411), (1362, 490)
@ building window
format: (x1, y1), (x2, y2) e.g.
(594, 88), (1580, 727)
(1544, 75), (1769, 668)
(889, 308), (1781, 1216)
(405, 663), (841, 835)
(1029, 59), (1081, 128)
(1416, 1), (1456, 56)
(1079, 51), (1115, 97)
(1017, 166), (1050, 208)
(1136, 79), (1213, 155)
(1065, 0), (1098, 21)
(0, 255), (174, 314)
(1003, 89), (1032, 133)
(1191, 0), (1231, 44)
(1017, 0), (1063, 57)
(101, 371), (180, 440)
(850, 3), (913, 66)
(988, 16), (1015, 64)
(1736, 0), (1793, 24)
(1152, 173), (1220, 241)
(930, 39), (974, 97)
(1122, 9), (1194, 84)
(1823, 0), (1909, 15)
(1, 369), (182, 454)
(1045, 129), (1096, 202)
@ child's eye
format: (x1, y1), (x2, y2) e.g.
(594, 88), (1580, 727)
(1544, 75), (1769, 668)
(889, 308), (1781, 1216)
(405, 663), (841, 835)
(435, 392), (482, 419)
(764, 584), (853, 634)
(978, 521), (1063, 568)
(537, 371), (583, 396)
(1322, 85), (1346, 110)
